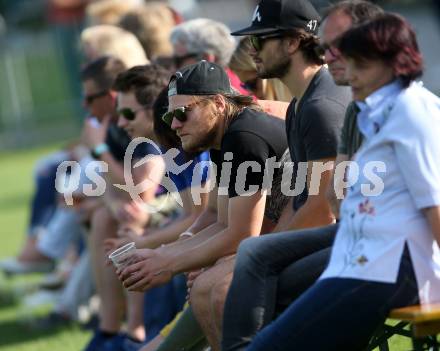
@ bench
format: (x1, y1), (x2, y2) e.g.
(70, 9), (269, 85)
(367, 304), (440, 351)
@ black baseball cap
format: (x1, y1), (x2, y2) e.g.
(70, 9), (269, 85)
(231, 0), (321, 36)
(168, 60), (234, 97)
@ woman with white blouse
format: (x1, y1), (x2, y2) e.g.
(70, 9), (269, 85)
(246, 13), (440, 351)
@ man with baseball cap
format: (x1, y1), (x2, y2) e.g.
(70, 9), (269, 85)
(232, 0), (351, 230)
(117, 60), (287, 350)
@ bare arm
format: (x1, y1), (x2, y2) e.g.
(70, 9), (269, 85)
(282, 158), (336, 231)
(136, 188), (209, 249)
(165, 191), (266, 273)
(424, 206), (440, 247)
(326, 153), (349, 219)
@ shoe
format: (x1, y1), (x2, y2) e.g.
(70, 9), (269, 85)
(101, 333), (144, 351)
(83, 330), (118, 351)
(23, 289), (60, 308)
(0, 257), (54, 276)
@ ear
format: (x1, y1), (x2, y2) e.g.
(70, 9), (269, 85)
(284, 37), (300, 56)
(212, 94), (227, 114)
(109, 90), (118, 107)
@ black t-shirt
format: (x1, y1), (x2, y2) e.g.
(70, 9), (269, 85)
(105, 123), (160, 161)
(106, 123), (131, 161)
(210, 108), (287, 198)
(286, 67), (351, 211)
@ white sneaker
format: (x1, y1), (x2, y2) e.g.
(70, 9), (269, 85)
(23, 290), (60, 308)
(0, 257), (54, 275)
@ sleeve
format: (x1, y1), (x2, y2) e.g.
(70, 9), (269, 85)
(221, 131), (270, 198)
(338, 102), (357, 155)
(300, 98), (345, 161)
(393, 95), (440, 209)
(174, 151), (210, 190)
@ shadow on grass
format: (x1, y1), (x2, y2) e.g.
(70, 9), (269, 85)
(0, 287), (19, 309)
(0, 316), (71, 347)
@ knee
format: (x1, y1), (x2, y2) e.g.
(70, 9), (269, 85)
(236, 237), (265, 268)
(189, 270), (213, 308)
(91, 206), (116, 242)
(211, 279), (230, 324)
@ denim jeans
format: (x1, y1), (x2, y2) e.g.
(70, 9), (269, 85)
(222, 224), (337, 351)
(246, 246), (419, 351)
(28, 157), (60, 236)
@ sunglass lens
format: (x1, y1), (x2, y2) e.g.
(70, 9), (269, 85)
(162, 111), (174, 126)
(120, 108), (135, 121)
(250, 36), (260, 51)
(174, 108), (187, 123)
(162, 107), (187, 126)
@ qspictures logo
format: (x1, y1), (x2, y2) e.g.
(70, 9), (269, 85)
(55, 138), (387, 213)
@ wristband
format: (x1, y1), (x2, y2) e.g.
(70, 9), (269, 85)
(179, 231), (194, 239)
(91, 143), (109, 159)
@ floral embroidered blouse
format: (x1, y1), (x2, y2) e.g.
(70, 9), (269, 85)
(320, 80), (440, 304)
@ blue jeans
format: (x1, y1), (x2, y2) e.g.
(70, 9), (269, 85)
(28, 153), (66, 235)
(246, 246), (419, 351)
(222, 225), (337, 351)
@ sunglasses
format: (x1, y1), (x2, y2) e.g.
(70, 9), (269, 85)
(162, 98), (211, 126)
(249, 33), (285, 51)
(314, 42), (341, 58)
(118, 107), (148, 121)
(84, 90), (108, 105)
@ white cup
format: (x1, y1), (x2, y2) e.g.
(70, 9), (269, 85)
(108, 242), (137, 269)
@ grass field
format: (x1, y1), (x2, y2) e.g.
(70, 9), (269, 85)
(0, 144), (91, 350)
(0, 144), (415, 350)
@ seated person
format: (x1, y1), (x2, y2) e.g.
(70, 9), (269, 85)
(116, 60), (287, 348)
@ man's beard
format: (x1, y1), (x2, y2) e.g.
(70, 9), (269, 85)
(258, 55), (291, 79)
(181, 125), (218, 153)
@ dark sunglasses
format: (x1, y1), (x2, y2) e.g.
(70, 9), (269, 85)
(84, 90), (108, 104)
(249, 33), (285, 51)
(162, 98), (210, 126)
(118, 107), (148, 121)
(314, 42), (341, 58)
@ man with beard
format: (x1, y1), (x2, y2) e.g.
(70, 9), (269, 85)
(117, 60), (287, 351)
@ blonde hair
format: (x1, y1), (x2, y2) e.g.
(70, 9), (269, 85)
(80, 25), (149, 68)
(229, 37), (292, 102)
(118, 2), (175, 59)
(86, 0), (138, 26)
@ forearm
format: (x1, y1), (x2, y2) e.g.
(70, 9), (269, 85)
(138, 213), (202, 249)
(162, 221), (226, 253)
(164, 227), (242, 273)
(424, 205), (440, 247)
(187, 207), (218, 233)
(326, 184), (341, 219)
(285, 199), (335, 231)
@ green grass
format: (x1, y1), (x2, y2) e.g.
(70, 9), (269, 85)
(0, 144), (91, 350)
